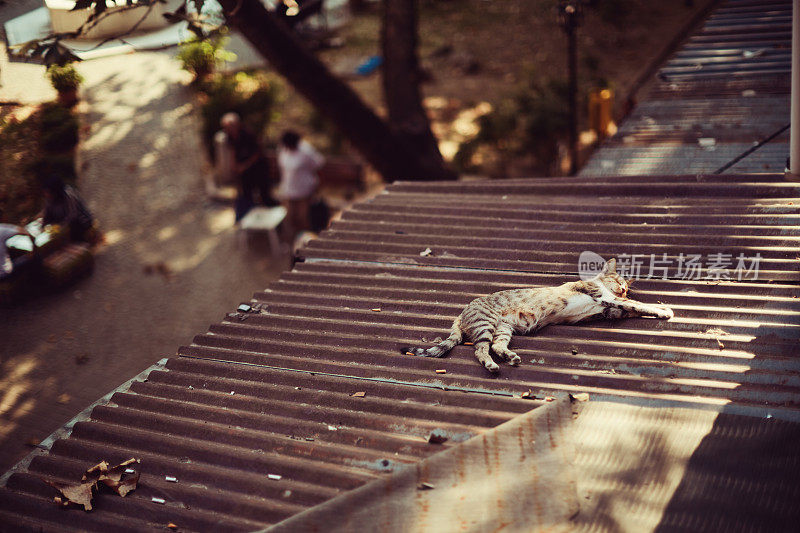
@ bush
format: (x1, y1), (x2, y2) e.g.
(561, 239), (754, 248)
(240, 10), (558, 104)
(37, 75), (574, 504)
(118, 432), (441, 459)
(46, 63), (84, 93)
(38, 103), (79, 152)
(29, 153), (77, 182)
(198, 71), (281, 160)
(177, 34), (237, 80)
(455, 77), (570, 176)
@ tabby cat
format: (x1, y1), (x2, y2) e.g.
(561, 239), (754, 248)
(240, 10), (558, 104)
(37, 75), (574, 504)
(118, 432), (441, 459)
(405, 258), (674, 373)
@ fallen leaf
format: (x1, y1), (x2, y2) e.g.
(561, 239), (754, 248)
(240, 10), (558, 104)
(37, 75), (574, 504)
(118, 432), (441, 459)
(435, 369), (447, 374)
(521, 390), (533, 399)
(545, 396), (556, 402)
(107, 473), (139, 497)
(572, 393), (590, 402)
(464, 342), (474, 346)
(405, 351), (415, 356)
(82, 461), (110, 483)
(417, 482), (435, 490)
(571, 347), (579, 355)
(371, 308), (381, 312)
(44, 479), (95, 511)
(167, 524), (179, 531)
(351, 392), (366, 398)
(705, 327), (728, 336)
(717, 339), (725, 350)
(419, 247), (432, 257)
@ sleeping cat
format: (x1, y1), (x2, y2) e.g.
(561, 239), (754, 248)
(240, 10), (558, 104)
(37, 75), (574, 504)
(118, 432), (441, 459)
(404, 258), (673, 373)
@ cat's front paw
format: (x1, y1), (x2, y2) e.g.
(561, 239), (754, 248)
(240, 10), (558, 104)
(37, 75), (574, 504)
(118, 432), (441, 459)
(508, 354), (521, 366)
(484, 360), (500, 373)
(656, 307), (674, 320)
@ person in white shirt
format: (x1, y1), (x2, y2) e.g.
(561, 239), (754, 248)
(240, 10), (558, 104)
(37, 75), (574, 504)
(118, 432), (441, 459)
(277, 130), (324, 236)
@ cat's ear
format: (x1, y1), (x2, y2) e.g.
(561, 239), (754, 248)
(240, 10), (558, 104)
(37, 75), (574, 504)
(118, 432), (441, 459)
(602, 258), (617, 275)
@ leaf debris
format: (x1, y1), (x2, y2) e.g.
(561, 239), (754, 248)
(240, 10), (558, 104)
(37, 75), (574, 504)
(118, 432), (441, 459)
(45, 458), (140, 511)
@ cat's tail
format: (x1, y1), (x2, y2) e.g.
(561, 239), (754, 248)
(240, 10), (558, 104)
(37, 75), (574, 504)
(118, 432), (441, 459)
(402, 317), (463, 358)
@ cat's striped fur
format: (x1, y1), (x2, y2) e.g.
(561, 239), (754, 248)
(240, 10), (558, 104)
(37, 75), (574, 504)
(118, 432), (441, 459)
(405, 259), (673, 373)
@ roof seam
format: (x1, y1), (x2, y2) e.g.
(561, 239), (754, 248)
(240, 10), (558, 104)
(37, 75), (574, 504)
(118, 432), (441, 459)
(301, 257), (800, 286)
(177, 354), (523, 399)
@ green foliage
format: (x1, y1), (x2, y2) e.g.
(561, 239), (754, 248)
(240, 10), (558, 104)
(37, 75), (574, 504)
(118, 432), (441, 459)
(455, 77), (570, 175)
(39, 103), (79, 152)
(177, 34), (237, 80)
(198, 71), (281, 160)
(46, 63), (84, 92)
(0, 102), (80, 224)
(308, 108), (344, 155)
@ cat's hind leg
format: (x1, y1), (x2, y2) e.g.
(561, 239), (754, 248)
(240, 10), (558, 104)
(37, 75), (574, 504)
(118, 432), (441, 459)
(468, 326), (500, 373)
(473, 342), (500, 373)
(491, 321), (521, 366)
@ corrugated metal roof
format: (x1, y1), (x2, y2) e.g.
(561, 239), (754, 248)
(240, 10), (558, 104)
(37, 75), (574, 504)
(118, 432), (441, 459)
(1, 1), (799, 529)
(3, 171), (796, 531)
(582, 0), (791, 177)
(0, 171), (796, 530)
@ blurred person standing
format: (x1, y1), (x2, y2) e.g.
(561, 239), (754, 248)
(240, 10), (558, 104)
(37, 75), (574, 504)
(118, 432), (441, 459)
(220, 112), (277, 221)
(277, 130), (324, 236)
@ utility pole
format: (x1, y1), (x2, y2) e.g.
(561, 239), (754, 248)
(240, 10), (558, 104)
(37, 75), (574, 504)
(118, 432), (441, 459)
(559, 1), (582, 176)
(790, 0), (799, 175)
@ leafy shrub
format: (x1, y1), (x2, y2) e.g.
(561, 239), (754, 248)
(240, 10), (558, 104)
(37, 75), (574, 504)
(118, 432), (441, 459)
(46, 63), (84, 93)
(29, 153), (77, 182)
(199, 71), (281, 160)
(39, 102), (79, 152)
(0, 101), (81, 224)
(455, 77), (570, 176)
(177, 34), (237, 80)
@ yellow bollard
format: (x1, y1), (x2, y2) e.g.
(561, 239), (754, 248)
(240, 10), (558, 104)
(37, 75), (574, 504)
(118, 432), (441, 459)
(588, 88), (613, 141)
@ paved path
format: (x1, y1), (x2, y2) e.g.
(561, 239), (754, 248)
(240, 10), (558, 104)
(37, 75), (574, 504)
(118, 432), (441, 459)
(0, 50), (287, 474)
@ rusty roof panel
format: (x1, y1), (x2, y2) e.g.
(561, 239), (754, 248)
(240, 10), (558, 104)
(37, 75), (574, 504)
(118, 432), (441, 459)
(2, 1), (799, 530)
(1, 170), (798, 530)
(582, 0), (790, 178)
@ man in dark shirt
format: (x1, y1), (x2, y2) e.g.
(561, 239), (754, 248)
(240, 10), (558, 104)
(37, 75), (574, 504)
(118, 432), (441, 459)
(221, 113), (277, 221)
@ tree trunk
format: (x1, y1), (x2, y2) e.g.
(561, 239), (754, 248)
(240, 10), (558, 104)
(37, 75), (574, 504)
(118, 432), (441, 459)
(217, 0), (456, 182)
(382, 0), (451, 179)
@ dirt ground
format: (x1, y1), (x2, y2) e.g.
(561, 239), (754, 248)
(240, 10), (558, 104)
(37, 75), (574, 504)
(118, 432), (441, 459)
(0, 51), (290, 475)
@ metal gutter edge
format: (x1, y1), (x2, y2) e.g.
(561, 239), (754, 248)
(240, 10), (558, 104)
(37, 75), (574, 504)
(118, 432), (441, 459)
(0, 358), (170, 487)
(263, 394), (580, 533)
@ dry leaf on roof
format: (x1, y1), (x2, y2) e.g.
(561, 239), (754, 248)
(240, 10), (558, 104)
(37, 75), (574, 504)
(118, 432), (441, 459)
(47, 458), (140, 511)
(105, 473), (140, 497)
(45, 479), (95, 511)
